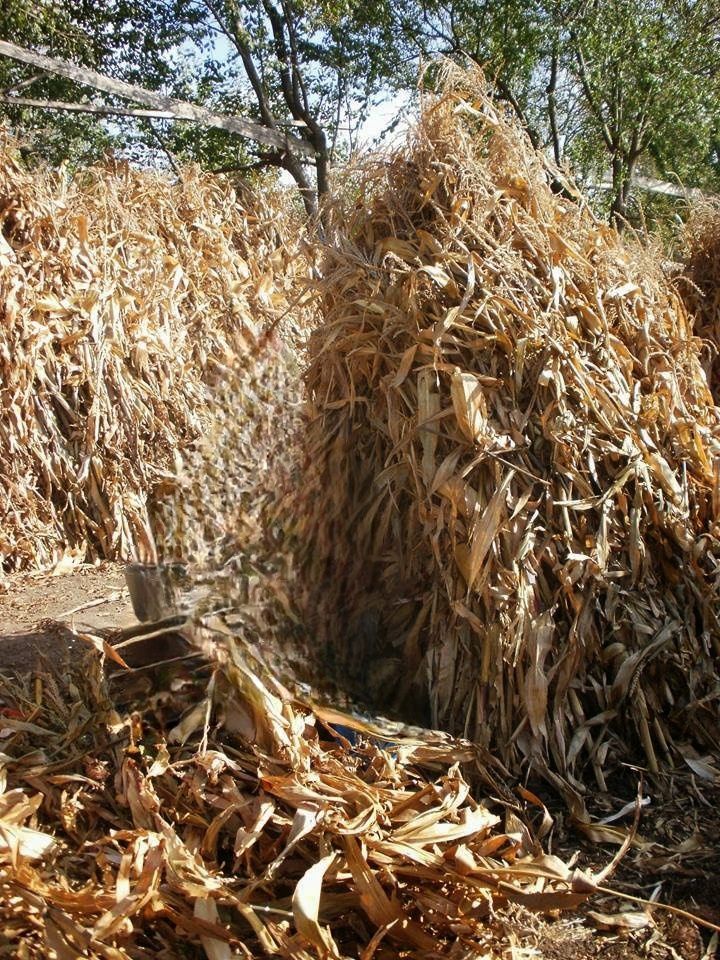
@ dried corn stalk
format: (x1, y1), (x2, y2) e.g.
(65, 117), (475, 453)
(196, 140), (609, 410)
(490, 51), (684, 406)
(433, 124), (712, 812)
(0, 140), (308, 574)
(681, 201), (720, 395)
(296, 64), (720, 784)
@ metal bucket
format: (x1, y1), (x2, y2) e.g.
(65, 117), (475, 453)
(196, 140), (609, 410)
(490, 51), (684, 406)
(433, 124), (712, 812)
(124, 563), (188, 623)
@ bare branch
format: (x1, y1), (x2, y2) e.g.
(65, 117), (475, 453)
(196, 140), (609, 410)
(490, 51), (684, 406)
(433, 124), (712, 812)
(0, 94), (180, 121)
(145, 122), (182, 176)
(260, 0), (305, 122)
(196, 2), (320, 217)
(280, 0), (311, 118)
(494, 76), (541, 150)
(547, 44), (562, 166)
(213, 0), (278, 130)
(1, 72), (45, 96)
(0, 39), (314, 157)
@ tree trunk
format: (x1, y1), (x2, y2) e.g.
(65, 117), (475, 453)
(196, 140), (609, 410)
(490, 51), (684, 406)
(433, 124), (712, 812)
(547, 46), (562, 167)
(610, 153), (639, 232)
(307, 124), (330, 227)
(609, 155), (628, 231)
(285, 152), (318, 219)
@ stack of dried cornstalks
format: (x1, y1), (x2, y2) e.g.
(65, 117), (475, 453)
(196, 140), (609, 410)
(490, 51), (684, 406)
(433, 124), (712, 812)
(0, 142), (308, 574)
(0, 628), (594, 959)
(296, 65), (720, 786)
(681, 202), (720, 396)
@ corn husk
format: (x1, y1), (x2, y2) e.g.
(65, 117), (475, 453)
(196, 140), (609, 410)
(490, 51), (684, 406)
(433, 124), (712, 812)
(295, 64), (720, 783)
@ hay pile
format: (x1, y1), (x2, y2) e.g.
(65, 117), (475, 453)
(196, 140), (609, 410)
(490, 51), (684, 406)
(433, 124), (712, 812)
(0, 143), (307, 574)
(296, 66), (720, 785)
(682, 202), (720, 396)
(0, 625), (595, 959)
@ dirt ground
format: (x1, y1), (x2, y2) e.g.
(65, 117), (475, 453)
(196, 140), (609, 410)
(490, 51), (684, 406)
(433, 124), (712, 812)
(0, 565), (718, 959)
(0, 562), (136, 635)
(0, 562), (138, 674)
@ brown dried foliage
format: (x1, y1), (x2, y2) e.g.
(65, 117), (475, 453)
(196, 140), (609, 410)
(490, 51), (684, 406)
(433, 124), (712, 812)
(296, 65), (720, 785)
(682, 201), (720, 397)
(0, 143), (306, 574)
(0, 626), (595, 959)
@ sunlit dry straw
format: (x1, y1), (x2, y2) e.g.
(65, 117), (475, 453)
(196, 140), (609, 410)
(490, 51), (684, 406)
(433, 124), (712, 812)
(296, 63), (720, 785)
(681, 200), (720, 396)
(0, 623), (595, 959)
(0, 142), (308, 574)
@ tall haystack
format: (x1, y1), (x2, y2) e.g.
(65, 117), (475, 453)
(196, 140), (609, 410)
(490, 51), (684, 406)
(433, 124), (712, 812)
(682, 201), (720, 396)
(0, 144), (307, 573)
(296, 66), (720, 785)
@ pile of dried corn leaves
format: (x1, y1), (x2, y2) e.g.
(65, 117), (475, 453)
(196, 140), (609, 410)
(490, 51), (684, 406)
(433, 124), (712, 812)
(0, 143), (306, 574)
(0, 628), (596, 959)
(296, 65), (720, 785)
(682, 201), (720, 397)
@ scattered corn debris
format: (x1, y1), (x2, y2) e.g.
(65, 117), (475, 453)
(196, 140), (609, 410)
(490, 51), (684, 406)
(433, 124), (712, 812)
(0, 625), (595, 959)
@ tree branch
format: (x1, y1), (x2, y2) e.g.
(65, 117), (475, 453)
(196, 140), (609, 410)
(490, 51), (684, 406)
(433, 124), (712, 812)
(494, 75), (541, 150)
(145, 122), (182, 176)
(213, 0), (278, 130)
(573, 43), (614, 152)
(0, 94), (182, 121)
(260, 0), (301, 119)
(1, 72), (45, 96)
(258, 0), (330, 202)
(0, 39), (314, 157)
(280, 0), (312, 118)
(200, 1), (319, 217)
(547, 43), (562, 165)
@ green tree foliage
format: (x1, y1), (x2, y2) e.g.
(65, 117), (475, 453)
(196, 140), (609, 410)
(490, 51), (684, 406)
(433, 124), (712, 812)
(390, 0), (720, 227)
(2, 0), (718, 226)
(0, 1), (204, 165)
(0, 0), (111, 164)
(0, 1), (395, 216)
(568, 0), (720, 225)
